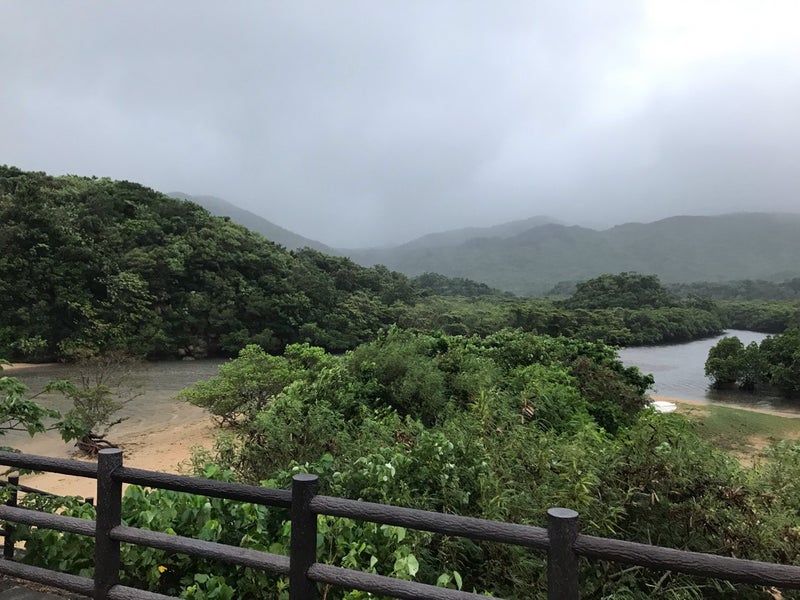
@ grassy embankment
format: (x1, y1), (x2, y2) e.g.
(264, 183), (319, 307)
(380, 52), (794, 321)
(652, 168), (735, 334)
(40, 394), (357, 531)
(676, 402), (800, 463)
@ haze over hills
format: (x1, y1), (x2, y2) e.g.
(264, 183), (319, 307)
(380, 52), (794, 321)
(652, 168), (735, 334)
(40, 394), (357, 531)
(168, 192), (338, 254)
(344, 212), (800, 296)
(160, 192), (800, 297)
(385, 215), (563, 250)
(169, 191), (560, 256)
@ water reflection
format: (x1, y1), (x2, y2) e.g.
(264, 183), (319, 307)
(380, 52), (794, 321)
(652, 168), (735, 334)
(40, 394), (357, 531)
(618, 330), (800, 413)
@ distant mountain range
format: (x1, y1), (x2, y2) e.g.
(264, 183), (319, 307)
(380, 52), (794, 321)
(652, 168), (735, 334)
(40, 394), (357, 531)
(167, 192), (800, 297)
(345, 212), (800, 295)
(169, 192), (339, 254)
(386, 215), (563, 250)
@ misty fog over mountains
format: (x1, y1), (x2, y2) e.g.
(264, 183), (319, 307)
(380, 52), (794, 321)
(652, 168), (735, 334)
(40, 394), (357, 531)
(176, 193), (800, 296)
(5, 4), (800, 247)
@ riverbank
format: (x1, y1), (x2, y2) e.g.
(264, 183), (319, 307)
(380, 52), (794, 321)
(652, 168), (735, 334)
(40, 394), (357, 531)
(653, 395), (800, 419)
(12, 405), (216, 499)
(3, 358), (226, 497)
(0, 362), (55, 372)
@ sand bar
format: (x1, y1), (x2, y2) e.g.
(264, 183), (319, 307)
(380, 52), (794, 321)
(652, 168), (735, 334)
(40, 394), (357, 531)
(7, 405), (217, 499)
(0, 362), (56, 373)
(652, 395), (800, 419)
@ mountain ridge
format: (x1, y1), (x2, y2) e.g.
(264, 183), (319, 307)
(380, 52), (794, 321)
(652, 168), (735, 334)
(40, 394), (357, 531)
(168, 192), (338, 254)
(344, 212), (800, 295)
(160, 191), (800, 297)
(389, 215), (562, 250)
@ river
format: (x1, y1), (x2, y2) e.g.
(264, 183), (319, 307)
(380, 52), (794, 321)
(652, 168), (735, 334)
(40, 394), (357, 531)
(5, 331), (798, 452)
(618, 329), (800, 413)
(2, 359), (226, 454)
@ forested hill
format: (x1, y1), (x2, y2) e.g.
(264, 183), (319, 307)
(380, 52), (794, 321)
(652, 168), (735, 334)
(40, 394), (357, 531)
(0, 166), (421, 361)
(346, 213), (800, 295)
(168, 192), (337, 254)
(369, 215), (561, 250)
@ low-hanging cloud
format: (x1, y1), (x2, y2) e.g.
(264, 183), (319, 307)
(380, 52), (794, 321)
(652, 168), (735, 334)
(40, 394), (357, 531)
(2, 1), (798, 247)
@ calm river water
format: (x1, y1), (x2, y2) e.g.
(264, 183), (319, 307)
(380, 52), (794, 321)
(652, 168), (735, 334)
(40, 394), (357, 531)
(6, 330), (798, 442)
(618, 329), (800, 413)
(3, 359), (226, 449)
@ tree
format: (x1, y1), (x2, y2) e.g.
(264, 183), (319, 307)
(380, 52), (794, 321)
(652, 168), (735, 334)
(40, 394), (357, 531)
(57, 352), (143, 455)
(705, 336), (745, 388)
(179, 344), (295, 426)
(346, 327), (448, 426)
(760, 328), (800, 396)
(738, 341), (766, 391)
(564, 273), (678, 310)
(0, 359), (73, 450)
(705, 330), (800, 396)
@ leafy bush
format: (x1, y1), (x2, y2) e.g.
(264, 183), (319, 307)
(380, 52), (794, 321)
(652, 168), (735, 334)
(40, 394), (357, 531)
(706, 329), (800, 397)
(21, 329), (800, 598)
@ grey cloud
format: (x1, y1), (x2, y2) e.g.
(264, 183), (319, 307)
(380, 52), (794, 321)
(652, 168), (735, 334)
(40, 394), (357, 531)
(554, 58), (800, 227)
(1, 2), (797, 246)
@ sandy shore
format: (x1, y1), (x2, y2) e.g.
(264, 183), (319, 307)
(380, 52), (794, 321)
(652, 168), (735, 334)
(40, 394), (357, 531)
(652, 395), (800, 419)
(3, 359), (224, 498)
(10, 406), (217, 499)
(0, 362), (55, 372)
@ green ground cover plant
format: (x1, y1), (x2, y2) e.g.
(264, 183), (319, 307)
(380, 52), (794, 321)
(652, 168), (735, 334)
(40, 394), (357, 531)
(17, 329), (800, 599)
(678, 403), (800, 456)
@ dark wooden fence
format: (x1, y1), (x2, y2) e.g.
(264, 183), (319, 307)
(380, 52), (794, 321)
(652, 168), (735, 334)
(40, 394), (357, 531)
(1, 449), (799, 599)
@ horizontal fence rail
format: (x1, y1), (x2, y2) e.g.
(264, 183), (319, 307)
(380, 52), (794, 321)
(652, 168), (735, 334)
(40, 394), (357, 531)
(1, 449), (800, 599)
(310, 494), (551, 549)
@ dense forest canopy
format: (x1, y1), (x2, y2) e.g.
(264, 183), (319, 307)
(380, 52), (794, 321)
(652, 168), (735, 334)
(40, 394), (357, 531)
(706, 328), (800, 396)
(562, 272), (679, 309)
(2, 166), (797, 365)
(0, 166), (423, 360)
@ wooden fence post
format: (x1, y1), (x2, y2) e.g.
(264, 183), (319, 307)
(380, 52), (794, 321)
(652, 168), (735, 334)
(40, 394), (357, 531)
(290, 473), (319, 600)
(3, 475), (18, 560)
(94, 449), (123, 599)
(547, 507), (580, 600)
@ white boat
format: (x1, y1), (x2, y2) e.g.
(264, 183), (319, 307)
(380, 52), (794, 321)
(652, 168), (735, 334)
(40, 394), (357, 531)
(651, 400), (677, 413)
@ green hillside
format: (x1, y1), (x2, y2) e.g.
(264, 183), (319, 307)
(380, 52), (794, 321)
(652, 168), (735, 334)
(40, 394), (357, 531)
(168, 192), (337, 254)
(1, 166), (784, 361)
(0, 166), (413, 360)
(347, 213), (800, 295)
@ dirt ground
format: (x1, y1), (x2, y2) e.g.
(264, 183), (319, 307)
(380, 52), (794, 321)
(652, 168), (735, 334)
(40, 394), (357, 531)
(15, 416), (217, 499)
(655, 395), (800, 467)
(3, 361), (218, 498)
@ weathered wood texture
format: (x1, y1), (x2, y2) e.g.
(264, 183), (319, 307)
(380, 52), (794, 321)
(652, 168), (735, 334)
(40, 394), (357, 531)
(3, 449), (800, 599)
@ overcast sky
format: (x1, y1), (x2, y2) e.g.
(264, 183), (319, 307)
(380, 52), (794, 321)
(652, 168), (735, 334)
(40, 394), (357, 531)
(2, 2), (799, 247)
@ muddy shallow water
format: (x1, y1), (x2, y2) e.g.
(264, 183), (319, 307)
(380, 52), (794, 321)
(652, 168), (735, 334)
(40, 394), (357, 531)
(2, 359), (226, 455)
